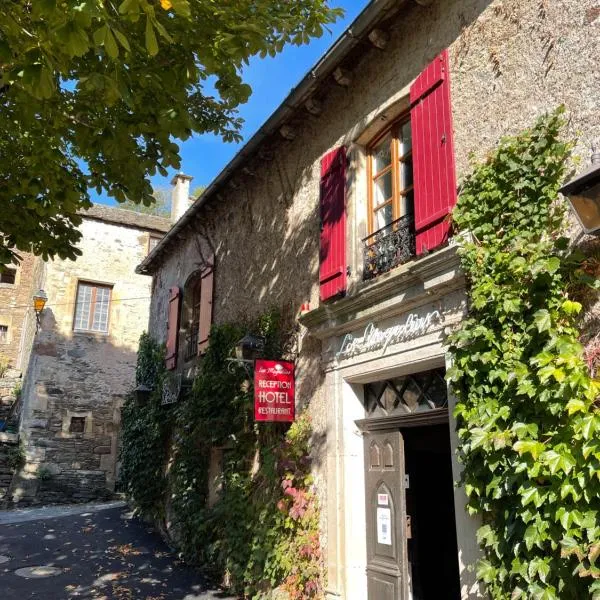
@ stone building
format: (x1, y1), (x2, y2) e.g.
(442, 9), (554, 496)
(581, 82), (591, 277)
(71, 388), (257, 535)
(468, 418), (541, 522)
(8, 205), (170, 506)
(137, 1), (598, 598)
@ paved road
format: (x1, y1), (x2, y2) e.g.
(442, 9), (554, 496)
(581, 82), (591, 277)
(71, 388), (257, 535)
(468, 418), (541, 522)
(0, 502), (231, 599)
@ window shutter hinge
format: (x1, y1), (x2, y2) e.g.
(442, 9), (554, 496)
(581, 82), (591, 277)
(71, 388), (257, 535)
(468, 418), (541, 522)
(346, 265), (352, 277)
(441, 133), (447, 144)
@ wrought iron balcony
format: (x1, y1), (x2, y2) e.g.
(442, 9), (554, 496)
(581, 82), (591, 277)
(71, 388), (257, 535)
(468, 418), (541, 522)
(363, 215), (416, 280)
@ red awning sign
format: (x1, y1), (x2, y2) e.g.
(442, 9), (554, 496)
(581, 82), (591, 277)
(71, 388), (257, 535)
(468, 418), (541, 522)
(254, 359), (295, 422)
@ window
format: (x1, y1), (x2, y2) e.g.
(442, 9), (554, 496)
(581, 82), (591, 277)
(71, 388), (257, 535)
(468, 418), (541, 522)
(0, 325), (8, 343)
(363, 117), (416, 280)
(368, 117), (413, 233)
(184, 279), (202, 361)
(69, 416), (86, 433)
(0, 268), (16, 285)
(73, 282), (112, 333)
(148, 235), (161, 255)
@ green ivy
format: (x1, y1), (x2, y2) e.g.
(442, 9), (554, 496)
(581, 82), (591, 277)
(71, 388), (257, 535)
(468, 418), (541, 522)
(121, 314), (324, 599)
(119, 334), (172, 520)
(448, 107), (600, 599)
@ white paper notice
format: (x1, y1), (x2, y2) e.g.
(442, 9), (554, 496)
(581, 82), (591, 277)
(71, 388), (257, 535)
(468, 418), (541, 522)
(377, 507), (392, 545)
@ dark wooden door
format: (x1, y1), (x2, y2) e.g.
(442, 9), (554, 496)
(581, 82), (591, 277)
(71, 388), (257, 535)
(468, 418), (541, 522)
(363, 430), (408, 600)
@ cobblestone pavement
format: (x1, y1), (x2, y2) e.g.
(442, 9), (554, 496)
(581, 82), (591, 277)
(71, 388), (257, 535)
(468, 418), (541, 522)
(0, 502), (232, 599)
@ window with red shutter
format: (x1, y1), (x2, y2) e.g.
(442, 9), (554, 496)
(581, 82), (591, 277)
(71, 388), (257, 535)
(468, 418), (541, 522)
(410, 49), (457, 255)
(319, 147), (347, 302)
(165, 286), (181, 370)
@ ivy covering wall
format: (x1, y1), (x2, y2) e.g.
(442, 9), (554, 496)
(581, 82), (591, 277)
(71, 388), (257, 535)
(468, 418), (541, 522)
(120, 315), (324, 599)
(448, 108), (600, 599)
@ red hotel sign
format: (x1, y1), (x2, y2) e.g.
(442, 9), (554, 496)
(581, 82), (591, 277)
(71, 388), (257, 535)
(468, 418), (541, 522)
(254, 359), (295, 422)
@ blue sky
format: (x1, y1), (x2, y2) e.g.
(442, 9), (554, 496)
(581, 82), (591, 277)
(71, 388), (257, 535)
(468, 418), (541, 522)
(97, 0), (369, 205)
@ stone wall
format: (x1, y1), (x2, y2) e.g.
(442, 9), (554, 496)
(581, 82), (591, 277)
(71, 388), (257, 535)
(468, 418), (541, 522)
(0, 367), (22, 430)
(0, 252), (44, 371)
(11, 210), (168, 506)
(0, 433), (20, 507)
(145, 0), (599, 558)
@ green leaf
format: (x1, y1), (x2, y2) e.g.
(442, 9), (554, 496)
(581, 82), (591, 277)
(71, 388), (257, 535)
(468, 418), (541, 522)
(533, 309), (552, 333)
(104, 28), (119, 59)
(514, 440), (545, 460)
(562, 299), (582, 315)
(145, 17), (159, 56)
(565, 398), (586, 415)
(113, 29), (131, 52)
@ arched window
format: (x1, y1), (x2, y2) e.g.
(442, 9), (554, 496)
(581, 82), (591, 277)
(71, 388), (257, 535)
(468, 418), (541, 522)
(179, 261), (214, 364)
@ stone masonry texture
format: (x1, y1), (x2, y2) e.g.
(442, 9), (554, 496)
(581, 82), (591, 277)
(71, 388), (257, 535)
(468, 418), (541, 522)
(142, 0), (600, 581)
(10, 208), (169, 506)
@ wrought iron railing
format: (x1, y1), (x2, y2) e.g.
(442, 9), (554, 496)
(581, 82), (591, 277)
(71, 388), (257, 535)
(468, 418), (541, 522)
(184, 327), (198, 361)
(363, 215), (416, 280)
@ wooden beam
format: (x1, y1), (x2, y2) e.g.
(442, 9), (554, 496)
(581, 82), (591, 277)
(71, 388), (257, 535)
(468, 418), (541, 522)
(368, 28), (389, 50)
(305, 97), (322, 116)
(259, 148), (274, 161)
(333, 67), (352, 87)
(279, 124), (296, 141)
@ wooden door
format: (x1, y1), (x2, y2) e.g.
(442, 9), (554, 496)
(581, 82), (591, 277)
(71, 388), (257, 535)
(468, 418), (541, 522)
(363, 429), (409, 600)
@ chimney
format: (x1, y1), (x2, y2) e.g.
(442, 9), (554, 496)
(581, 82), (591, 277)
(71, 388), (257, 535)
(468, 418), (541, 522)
(170, 173), (193, 223)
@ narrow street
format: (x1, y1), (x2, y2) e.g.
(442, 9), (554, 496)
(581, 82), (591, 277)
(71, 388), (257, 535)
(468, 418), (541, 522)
(0, 502), (230, 600)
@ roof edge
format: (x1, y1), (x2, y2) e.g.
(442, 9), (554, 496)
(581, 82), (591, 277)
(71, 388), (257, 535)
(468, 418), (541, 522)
(136, 0), (404, 275)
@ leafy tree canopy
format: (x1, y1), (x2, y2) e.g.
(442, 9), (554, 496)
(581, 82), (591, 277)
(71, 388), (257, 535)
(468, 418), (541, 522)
(0, 0), (342, 265)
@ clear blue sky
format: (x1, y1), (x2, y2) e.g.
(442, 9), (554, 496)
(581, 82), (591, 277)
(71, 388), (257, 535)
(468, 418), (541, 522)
(97, 0), (369, 205)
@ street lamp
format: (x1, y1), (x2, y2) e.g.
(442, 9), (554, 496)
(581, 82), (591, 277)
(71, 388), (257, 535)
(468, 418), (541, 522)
(559, 144), (600, 234)
(226, 333), (265, 375)
(32, 289), (48, 332)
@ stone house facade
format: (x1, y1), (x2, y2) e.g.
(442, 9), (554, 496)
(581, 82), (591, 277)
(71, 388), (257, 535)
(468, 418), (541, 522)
(137, 1), (599, 598)
(8, 205), (170, 506)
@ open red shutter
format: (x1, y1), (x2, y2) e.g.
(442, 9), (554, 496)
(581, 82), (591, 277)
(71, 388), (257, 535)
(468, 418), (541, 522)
(319, 147), (347, 302)
(197, 258), (214, 354)
(165, 286), (181, 370)
(410, 49), (457, 255)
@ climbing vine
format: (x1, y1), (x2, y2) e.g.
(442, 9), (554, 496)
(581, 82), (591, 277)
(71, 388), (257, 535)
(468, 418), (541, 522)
(121, 313), (323, 599)
(448, 108), (600, 599)
(119, 333), (171, 520)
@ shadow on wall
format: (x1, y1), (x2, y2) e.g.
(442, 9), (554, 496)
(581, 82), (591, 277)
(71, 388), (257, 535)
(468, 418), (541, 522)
(9, 308), (138, 508)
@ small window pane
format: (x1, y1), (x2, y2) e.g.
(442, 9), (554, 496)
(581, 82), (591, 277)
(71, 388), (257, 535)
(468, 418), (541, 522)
(148, 236), (161, 254)
(74, 285), (92, 330)
(374, 171), (393, 206)
(373, 135), (392, 173)
(0, 325), (8, 343)
(401, 158), (413, 191)
(375, 204), (393, 230)
(400, 121), (411, 156)
(0, 268), (16, 285)
(91, 287), (110, 332)
(401, 190), (414, 217)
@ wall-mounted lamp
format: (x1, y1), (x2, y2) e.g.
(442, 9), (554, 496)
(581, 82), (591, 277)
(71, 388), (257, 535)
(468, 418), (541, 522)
(32, 289), (48, 332)
(559, 144), (600, 235)
(226, 333), (266, 375)
(133, 383), (153, 406)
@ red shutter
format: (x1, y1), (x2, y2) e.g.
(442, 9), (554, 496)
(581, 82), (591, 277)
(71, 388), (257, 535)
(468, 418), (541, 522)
(197, 259), (214, 354)
(165, 286), (181, 370)
(410, 49), (457, 255)
(319, 147), (347, 302)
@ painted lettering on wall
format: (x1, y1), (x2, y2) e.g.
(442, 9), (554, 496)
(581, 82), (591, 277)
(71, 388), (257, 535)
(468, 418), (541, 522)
(254, 359), (295, 422)
(337, 311), (442, 359)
